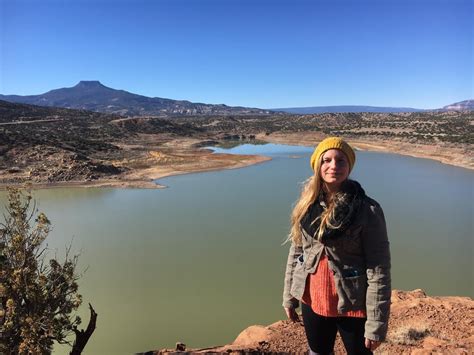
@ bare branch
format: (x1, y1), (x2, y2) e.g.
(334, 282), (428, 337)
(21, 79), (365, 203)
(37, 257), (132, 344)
(69, 304), (97, 355)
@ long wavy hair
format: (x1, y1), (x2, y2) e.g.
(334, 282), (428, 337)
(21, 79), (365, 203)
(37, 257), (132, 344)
(288, 155), (347, 245)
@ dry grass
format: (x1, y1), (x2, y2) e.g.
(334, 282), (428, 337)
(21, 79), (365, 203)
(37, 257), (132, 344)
(390, 323), (431, 345)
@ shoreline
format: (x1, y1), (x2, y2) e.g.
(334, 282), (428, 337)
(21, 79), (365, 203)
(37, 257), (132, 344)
(0, 150), (272, 191)
(257, 132), (474, 170)
(1, 135), (472, 190)
(150, 289), (474, 354)
(258, 132), (474, 171)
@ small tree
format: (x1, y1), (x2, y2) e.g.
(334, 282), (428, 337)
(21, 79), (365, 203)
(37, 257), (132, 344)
(0, 188), (97, 354)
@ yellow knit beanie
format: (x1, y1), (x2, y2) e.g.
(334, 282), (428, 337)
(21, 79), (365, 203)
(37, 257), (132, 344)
(310, 137), (356, 172)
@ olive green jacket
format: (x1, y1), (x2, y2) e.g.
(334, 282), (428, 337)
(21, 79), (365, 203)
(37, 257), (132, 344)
(282, 196), (391, 342)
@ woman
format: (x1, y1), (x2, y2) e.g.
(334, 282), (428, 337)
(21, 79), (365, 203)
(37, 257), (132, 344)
(283, 137), (391, 355)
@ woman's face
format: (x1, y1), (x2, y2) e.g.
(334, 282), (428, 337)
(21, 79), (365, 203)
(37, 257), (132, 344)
(319, 149), (350, 191)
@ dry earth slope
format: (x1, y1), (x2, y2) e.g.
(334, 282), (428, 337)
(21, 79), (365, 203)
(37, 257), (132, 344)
(149, 290), (473, 355)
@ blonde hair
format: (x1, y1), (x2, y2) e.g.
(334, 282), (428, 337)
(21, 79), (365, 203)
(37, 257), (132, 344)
(288, 155), (346, 245)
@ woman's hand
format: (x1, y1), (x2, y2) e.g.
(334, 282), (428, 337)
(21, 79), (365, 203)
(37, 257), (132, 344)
(365, 338), (381, 351)
(284, 307), (300, 322)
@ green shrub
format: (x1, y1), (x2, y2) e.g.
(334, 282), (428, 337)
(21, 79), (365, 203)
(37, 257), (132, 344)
(0, 188), (96, 354)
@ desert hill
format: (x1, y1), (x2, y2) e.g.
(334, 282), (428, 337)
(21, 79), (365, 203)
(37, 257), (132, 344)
(441, 99), (474, 111)
(0, 101), (472, 188)
(0, 81), (273, 116)
(271, 99), (474, 114)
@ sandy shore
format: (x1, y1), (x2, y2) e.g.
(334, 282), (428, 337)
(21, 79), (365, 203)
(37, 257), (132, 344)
(1, 134), (471, 191)
(258, 132), (474, 170)
(0, 154), (271, 190)
(0, 137), (271, 190)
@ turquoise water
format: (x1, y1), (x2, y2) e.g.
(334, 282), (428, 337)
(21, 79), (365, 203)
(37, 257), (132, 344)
(0, 143), (472, 354)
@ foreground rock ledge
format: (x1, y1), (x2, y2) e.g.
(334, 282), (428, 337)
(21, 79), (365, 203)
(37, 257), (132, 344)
(143, 289), (473, 354)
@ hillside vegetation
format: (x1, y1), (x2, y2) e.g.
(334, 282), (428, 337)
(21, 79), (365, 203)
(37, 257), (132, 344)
(0, 100), (472, 186)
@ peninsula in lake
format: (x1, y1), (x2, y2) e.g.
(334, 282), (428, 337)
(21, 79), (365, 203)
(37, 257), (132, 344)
(0, 82), (472, 189)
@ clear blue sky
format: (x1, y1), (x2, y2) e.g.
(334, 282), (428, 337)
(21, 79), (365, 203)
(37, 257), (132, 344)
(1, 0), (472, 109)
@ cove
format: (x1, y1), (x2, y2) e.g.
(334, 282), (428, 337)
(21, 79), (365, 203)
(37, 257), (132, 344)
(0, 143), (472, 355)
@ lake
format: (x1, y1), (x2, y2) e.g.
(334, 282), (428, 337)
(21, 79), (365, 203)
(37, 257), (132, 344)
(0, 143), (472, 355)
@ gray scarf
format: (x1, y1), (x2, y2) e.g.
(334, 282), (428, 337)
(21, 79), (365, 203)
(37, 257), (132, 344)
(301, 179), (365, 242)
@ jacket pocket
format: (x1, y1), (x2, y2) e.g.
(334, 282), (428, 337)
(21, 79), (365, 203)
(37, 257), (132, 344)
(340, 273), (367, 308)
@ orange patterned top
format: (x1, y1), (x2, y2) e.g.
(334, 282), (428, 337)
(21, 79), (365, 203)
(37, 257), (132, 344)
(302, 253), (367, 318)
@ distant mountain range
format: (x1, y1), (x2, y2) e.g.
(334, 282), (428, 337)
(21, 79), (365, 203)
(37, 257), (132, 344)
(269, 105), (424, 114)
(441, 100), (474, 111)
(0, 81), (273, 116)
(0, 81), (472, 116)
(271, 100), (474, 114)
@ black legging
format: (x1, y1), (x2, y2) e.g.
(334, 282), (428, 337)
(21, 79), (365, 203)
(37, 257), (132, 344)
(302, 302), (373, 355)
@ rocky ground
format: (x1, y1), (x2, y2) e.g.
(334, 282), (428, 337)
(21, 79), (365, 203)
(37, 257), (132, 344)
(150, 290), (474, 354)
(1, 101), (473, 189)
